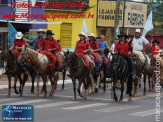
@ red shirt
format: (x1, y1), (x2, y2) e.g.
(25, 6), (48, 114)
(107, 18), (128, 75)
(56, 46), (62, 53)
(151, 45), (159, 55)
(42, 38), (59, 52)
(114, 41), (130, 56)
(35, 38), (44, 51)
(76, 40), (90, 54)
(13, 38), (26, 49)
(89, 41), (99, 50)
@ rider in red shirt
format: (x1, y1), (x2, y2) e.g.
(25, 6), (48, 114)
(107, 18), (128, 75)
(74, 32), (93, 71)
(56, 40), (62, 54)
(114, 32), (134, 95)
(10, 32), (26, 52)
(42, 30), (59, 52)
(151, 40), (160, 55)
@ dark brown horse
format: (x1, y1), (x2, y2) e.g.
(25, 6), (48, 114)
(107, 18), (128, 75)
(63, 51), (94, 100)
(0, 48), (28, 97)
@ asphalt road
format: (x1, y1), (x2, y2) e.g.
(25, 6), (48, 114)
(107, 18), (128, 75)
(0, 81), (163, 122)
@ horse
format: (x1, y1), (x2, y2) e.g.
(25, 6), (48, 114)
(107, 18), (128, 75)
(63, 51), (94, 100)
(109, 53), (132, 102)
(18, 47), (58, 98)
(0, 48), (28, 97)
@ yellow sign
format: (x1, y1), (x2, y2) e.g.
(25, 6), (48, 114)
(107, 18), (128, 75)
(125, 2), (147, 28)
(97, 1), (123, 27)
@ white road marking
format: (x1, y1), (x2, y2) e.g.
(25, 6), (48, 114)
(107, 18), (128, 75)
(129, 109), (163, 116)
(0, 99), (49, 106)
(0, 98), (22, 102)
(95, 105), (140, 113)
(62, 103), (108, 110)
(55, 95), (112, 101)
(35, 101), (78, 109)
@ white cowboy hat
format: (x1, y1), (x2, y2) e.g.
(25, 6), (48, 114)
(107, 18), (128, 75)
(79, 32), (86, 38)
(135, 29), (141, 33)
(37, 29), (45, 33)
(16, 32), (23, 39)
(88, 33), (96, 38)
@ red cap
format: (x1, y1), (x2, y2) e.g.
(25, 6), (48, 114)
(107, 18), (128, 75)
(100, 35), (105, 39)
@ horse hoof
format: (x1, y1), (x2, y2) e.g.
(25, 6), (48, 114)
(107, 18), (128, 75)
(133, 94), (136, 97)
(79, 92), (84, 98)
(44, 94), (47, 98)
(35, 94), (39, 98)
(72, 97), (76, 101)
(148, 88), (152, 92)
(128, 97), (132, 101)
(31, 90), (34, 94)
(143, 93), (146, 96)
(95, 88), (98, 93)
(49, 93), (54, 97)
(6, 94), (10, 97)
(119, 100), (123, 103)
(84, 96), (87, 100)
(15, 91), (20, 94)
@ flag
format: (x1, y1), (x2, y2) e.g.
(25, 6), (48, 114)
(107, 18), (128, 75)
(142, 11), (154, 37)
(8, 22), (17, 44)
(79, 19), (88, 39)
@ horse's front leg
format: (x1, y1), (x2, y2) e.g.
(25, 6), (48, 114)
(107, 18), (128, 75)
(78, 79), (83, 98)
(49, 76), (55, 96)
(119, 77), (125, 102)
(72, 78), (77, 101)
(133, 78), (138, 97)
(13, 76), (20, 95)
(61, 69), (66, 90)
(30, 71), (35, 93)
(143, 72), (147, 96)
(7, 75), (12, 97)
(35, 74), (40, 98)
(83, 77), (88, 100)
(43, 75), (48, 97)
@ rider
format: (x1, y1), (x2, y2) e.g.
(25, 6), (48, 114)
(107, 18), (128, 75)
(10, 32), (26, 53)
(88, 33), (102, 74)
(26, 29), (45, 52)
(151, 40), (160, 56)
(74, 32), (94, 76)
(131, 29), (150, 70)
(111, 37), (119, 53)
(41, 30), (60, 70)
(56, 39), (62, 55)
(114, 32), (134, 95)
(97, 35), (108, 65)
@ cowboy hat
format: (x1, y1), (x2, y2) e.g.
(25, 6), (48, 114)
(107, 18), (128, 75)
(152, 40), (160, 44)
(135, 29), (141, 33)
(79, 32), (86, 38)
(117, 32), (128, 39)
(37, 29), (45, 33)
(88, 33), (96, 38)
(16, 32), (23, 39)
(46, 30), (55, 35)
(100, 35), (105, 39)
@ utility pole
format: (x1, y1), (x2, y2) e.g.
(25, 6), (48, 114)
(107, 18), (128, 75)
(114, 0), (121, 39)
(122, 0), (126, 31)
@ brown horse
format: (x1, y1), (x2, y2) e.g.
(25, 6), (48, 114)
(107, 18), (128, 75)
(18, 47), (58, 98)
(0, 48), (28, 97)
(63, 51), (94, 100)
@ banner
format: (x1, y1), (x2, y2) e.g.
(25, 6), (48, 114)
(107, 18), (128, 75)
(124, 2), (147, 28)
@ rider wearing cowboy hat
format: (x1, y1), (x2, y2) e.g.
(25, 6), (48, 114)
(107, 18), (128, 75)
(41, 30), (59, 52)
(10, 32), (26, 51)
(151, 40), (160, 55)
(114, 31), (134, 94)
(26, 29), (45, 52)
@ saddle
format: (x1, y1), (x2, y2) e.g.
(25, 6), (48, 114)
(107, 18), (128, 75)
(40, 51), (62, 71)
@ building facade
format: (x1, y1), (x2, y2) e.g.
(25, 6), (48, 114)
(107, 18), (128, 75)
(45, 0), (97, 48)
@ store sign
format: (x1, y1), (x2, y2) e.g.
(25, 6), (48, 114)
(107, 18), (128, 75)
(125, 2), (147, 28)
(97, 1), (123, 27)
(97, 1), (147, 28)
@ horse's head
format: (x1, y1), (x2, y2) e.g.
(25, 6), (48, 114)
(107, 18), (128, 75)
(110, 53), (122, 73)
(0, 49), (12, 62)
(63, 50), (78, 68)
(18, 47), (29, 64)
